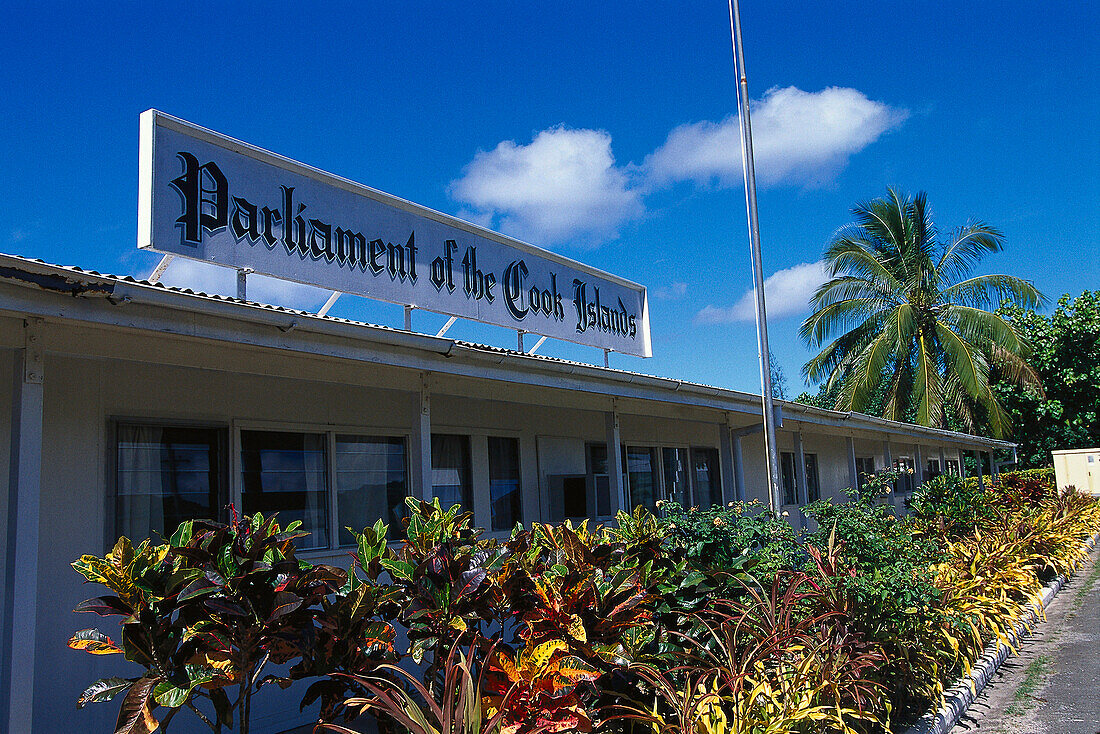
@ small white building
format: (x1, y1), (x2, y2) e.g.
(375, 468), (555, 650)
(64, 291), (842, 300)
(1052, 448), (1100, 496)
(0, 253), (1013, 732)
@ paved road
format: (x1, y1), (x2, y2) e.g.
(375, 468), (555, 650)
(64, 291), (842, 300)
(949, 544), (1100, 734)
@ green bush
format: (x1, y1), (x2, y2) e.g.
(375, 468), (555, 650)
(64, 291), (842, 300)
(910, 472), (998, 536)
(68, 473), (1100, 734)
(658, 499), (802, 584)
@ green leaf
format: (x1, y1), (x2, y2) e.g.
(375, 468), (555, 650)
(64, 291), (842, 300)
(380, 558), (415, 581)
(169, 520), (193, 548)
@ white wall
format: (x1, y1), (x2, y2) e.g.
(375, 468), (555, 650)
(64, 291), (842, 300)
(9, 321), (988, 733)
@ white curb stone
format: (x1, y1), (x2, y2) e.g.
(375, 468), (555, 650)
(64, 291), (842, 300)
(902, 533), (1098, 734)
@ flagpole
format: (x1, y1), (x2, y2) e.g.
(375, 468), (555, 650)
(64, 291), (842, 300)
(727, 0), (783, 515)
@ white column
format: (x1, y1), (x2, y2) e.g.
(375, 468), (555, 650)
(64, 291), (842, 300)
(977, 451), (986, 490)
(846, 436), (858, 492)
(4, 329), (44, 733)
(939, 446), (947, 476)
(914, 444), (924, 490)
(883, 440), (894, 499)
(414, 374), (433, 501)
(605, 410), (625, 514)
(958, 449), (967, 478)
(718, 420), (736, 504)
(793, 431), (807, 527)
(732, 434), (746, 503)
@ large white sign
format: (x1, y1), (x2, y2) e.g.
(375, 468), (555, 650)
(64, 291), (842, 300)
(138, 110), (651, 357)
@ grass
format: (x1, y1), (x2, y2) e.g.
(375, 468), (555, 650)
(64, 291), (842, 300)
(1004, 653), (1053, 717)
(1069, 552), (1100, 614)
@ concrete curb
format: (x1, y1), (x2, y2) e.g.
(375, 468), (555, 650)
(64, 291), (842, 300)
(902, 532), (1099, 734)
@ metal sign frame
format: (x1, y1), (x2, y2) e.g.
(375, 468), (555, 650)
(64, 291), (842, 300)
(138, 110), (651, 358)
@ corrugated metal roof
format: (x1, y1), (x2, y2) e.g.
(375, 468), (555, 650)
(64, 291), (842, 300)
(0, 251), (1015, 449)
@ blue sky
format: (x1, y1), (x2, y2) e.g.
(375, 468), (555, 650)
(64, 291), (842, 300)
(2, 2), (1098, 395)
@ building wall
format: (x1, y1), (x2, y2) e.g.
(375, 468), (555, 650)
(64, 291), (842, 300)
(1, 315), (998, 733)
(1053, 450), (1100, 496)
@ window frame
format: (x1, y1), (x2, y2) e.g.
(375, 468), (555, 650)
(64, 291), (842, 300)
(855, 456), (876, 491)
(429, 425), (525, 534)
(618, 442), (724, 512)
(780, 451), (798, 505)
(688, 446), (723, 509)
(232, 420), (412, 554)
(804, 453), (820, 503)
(107, 417), (230, 551)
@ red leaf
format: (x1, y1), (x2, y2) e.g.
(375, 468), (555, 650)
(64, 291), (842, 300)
(74, 596), (132, 617)
(113, 676), (159, 734)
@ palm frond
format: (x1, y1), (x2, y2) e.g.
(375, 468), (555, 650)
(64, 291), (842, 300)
(935, 221), (1004, 283)
(799, 297), (884, 346)
(940, 274), (1046, 311)
(943, 305), (1027, 353)
(913, 330), (943, 426)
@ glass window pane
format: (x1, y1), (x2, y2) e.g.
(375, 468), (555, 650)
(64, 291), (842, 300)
(488, 437), (521, 531)
(431, 434), (472, 512)
(587, 443), (612, 517)
(780, 452), (797, 505)
(691, 447), (721, 508)
(241, 431), (328, 549)
(336, 435), (407, 546)
(856, 457), (875, 490)
(805, 454), (820, 502)
(662, 447), (690, 507)
(116, 425), (221, 541)
(627, 446), (659, 511)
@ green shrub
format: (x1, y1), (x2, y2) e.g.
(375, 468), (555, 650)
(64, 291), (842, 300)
(657, 499), (802, 583)
(910, 472), (998, 536)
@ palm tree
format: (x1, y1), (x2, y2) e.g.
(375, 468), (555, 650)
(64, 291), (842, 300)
(800, 188), (1045, 438)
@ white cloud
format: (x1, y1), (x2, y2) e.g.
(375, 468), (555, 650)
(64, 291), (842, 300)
(449, 126), (643, 247)
(696, 260), (828, 324)
(645, 87), (907, 189)
(449, 87), (904, 249)
(652, 281), (688, 300)
(156, 258), (330, 310)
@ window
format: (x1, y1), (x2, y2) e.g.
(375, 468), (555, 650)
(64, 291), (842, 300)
(115, 423), (225, 542)
(690, 447), (722, 508)
(431, 434), (472, 512)
(945, 459), (960, 476)
(926, 459), (941, 481)
(895, 457), (915, 493)
(488, 437), (521, 531)
(241, 430), (328, 550)
(855, 456), (875, 490)
(586, 443), (620, 517)
(626, 446), (660, 510)
(804, 453), (820, 503)
(662, 447), (691, 507)
(335, 435), (408, 546)
(780, 451), (797, 505)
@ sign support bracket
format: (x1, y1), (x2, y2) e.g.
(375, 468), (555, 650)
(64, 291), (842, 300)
(318, 291), (340, 317)
(147, 254), (174, 283)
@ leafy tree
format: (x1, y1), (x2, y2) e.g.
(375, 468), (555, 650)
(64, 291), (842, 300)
(994, 291), (1100, 466)
(800, 188), (1045, 437)
(769, 350), (788, 400)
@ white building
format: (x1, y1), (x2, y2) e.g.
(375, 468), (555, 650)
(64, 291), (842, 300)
(0, 252), (1012, 733)
(1052, 447), (1099, 496)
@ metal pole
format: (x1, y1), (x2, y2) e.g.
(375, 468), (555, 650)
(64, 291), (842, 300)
(728, 0), (781, 515)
